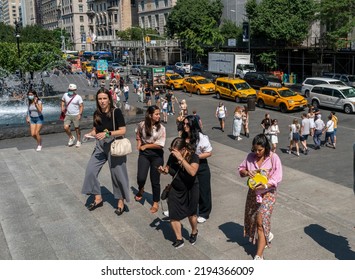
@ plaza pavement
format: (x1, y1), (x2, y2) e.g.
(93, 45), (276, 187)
(0, 115), (354, 260)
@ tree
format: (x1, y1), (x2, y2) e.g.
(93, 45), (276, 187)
(245, 0), (316, 46)
(166, 0), (224, 58)
(219, 19), (243, 46)
(257, 52), (278, 71)
(116, 27), (160, 41)
(317, 0), (355, 49)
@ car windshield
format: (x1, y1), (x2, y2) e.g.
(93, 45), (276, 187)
(241, 64), (256, 71)
(278, 89), (297, 97)
(196, 78), (210, 84)
(170, 75), (183, 80)
(348, 76), (355, 82)
(329, 81), (345, 85)
(234, 82), (251, 90)
(341, 87), (355, 98)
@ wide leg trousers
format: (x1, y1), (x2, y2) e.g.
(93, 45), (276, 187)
(198, 159), (212, 219)
(81, 140), (130, 202)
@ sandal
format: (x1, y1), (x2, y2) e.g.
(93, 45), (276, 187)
(150, 202), (159, 214)
(134, 188), (144, 201)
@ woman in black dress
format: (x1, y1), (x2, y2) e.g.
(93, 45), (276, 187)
(158, 137), (199, 249)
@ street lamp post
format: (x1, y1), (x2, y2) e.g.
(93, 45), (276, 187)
(14, 19), (21, 78)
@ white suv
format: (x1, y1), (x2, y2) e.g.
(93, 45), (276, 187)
(175, 62), (191, 74)
(309, 84), (355, 114)
(301, 77), (345, 97)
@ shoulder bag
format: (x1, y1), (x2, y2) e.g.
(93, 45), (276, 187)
(161, 168), (180, 200)
(110, 108), (132, 157)
(59, 94), (76, 121)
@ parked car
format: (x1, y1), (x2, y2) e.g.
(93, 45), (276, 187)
(108, 62), (124, 72)
(322, 73), (355, 87)
(243, 72), (282, 89)
(165, 65), (185, 77)
(257, 86), (307, 113)
(309, 84), (355, 114)
(215, 77), (256, 103)
(130, 64), (142, 75)
(301, 77), (346, 97)
(175, 62), (191, 74)
(165, 73), (184, 90)
(182, 76), (215, 95)
(192, 63), (208, 72)
(190, 70), (218, 83)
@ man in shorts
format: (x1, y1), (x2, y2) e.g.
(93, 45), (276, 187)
(61, 83), (84, 147)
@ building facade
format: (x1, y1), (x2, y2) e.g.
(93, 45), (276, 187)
(1, 0), (21, 26)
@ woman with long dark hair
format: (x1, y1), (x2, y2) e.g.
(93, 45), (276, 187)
(158, 137), (199, 248)
(81, 88), (130, 216)
(135, 105), (166, 213)
(26, 90), (44, 151)
(181, 115), (212, 224)
(238, 134), (283, 260)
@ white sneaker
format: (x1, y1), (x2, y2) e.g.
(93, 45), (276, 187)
(36, 145), (42, 151)
(75, 141), (81, 148)
(163, 210), (169, 217)
(254, 255), (264, 260)
(68, 136), (75, 146)
(237, 137), (242, 141)
(197, 216), (207, 223)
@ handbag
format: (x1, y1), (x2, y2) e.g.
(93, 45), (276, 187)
(161, 169), (180, 200)
(110, 108), (132, 156)
(59, 94), (76, 121)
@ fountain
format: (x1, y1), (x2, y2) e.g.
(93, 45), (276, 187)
(0, 59), (144, 139)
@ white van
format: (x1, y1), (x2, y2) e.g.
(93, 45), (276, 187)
(309, 84), (355, 114)
(301, 77), (345, 97)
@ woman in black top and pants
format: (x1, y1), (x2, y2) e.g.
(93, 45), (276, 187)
(82, 88), (130, 216)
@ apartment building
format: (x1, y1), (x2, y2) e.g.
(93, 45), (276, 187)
(21, 0), (39, 26)
(1, 0), (21, 26)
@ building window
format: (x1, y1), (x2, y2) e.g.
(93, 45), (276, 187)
(148, 16), (151, 28)
(80, 16), (84, 22)
(164, 0), (168, 7)
(155, 0), (159, 8)
(140, 1), (144, 11)
(155, 15), (159, 28)
(114, 14), (118, 23)
(81, 45), (86, 51)
(80, 25), (85, 33)
(79, 5), (83, 12)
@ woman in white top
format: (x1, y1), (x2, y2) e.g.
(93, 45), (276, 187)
(26, 90), (44, 151)
(324, 115), (335, 148)
(135, 105), (166, 213)
(268, 119), (280, 153)
(182, 115), (213, 223)
(232, 106), (243, 141)
(288, 118), (301, 156)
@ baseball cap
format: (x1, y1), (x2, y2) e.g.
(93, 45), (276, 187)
(68, 84), (77, 90)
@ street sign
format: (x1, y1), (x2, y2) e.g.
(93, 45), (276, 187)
(228, 39), (236, 47)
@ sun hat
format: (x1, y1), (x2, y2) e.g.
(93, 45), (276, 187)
(68, 84), (77, 90)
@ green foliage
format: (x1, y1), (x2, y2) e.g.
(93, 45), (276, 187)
(166, 0), (224, 57)
(246, 0), (316, 45)
(0, 23), (16, 43)
(257, 52), (278, 70)
(116, 27), (160, 41)
(219, 19), (243, 45)
(317, 0), (355, 49)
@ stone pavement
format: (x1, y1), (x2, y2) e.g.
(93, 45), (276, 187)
(0, 122), (354, 260)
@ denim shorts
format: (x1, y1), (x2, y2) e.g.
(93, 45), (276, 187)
(30, 115), (44, 124)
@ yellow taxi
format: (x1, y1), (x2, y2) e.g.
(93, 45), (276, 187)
(257, 86), (307, 113)
(182, 76), (215, 95)
(215, 77), (256, 102)
(81, 61), (94, 73)
(166, 73), (184, 90)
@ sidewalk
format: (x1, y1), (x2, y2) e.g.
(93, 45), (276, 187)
(0, 129), (354, 260)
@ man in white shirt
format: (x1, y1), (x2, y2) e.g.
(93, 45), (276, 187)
(61, 84), (84, 147)
(300, 113), (311, 154)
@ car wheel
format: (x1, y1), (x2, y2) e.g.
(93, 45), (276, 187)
(183, 87), (187, 93)
(280, 103), (287, 113)
(216, 92), (221, 99)
(257, 99), (265, 108)
(305, 90), (310, 98)
(197, 89), (201, 95)
(235, 96), (241, 103)
(171, 84), (175, 90)
(344, 104), (352, 114)
(311, 99), (319, 108)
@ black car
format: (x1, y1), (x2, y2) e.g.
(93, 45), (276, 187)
(192, 63), (208, 72)
(165, 65), (185, 77)
(243, 72), (283, 89)
(190, 70), (218, 83)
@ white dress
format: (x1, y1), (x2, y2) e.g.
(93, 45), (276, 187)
(232, 112), (243, 137)
(268, 124), (279, 144)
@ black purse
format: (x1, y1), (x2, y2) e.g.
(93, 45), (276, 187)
(161, 169), (180, 200)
